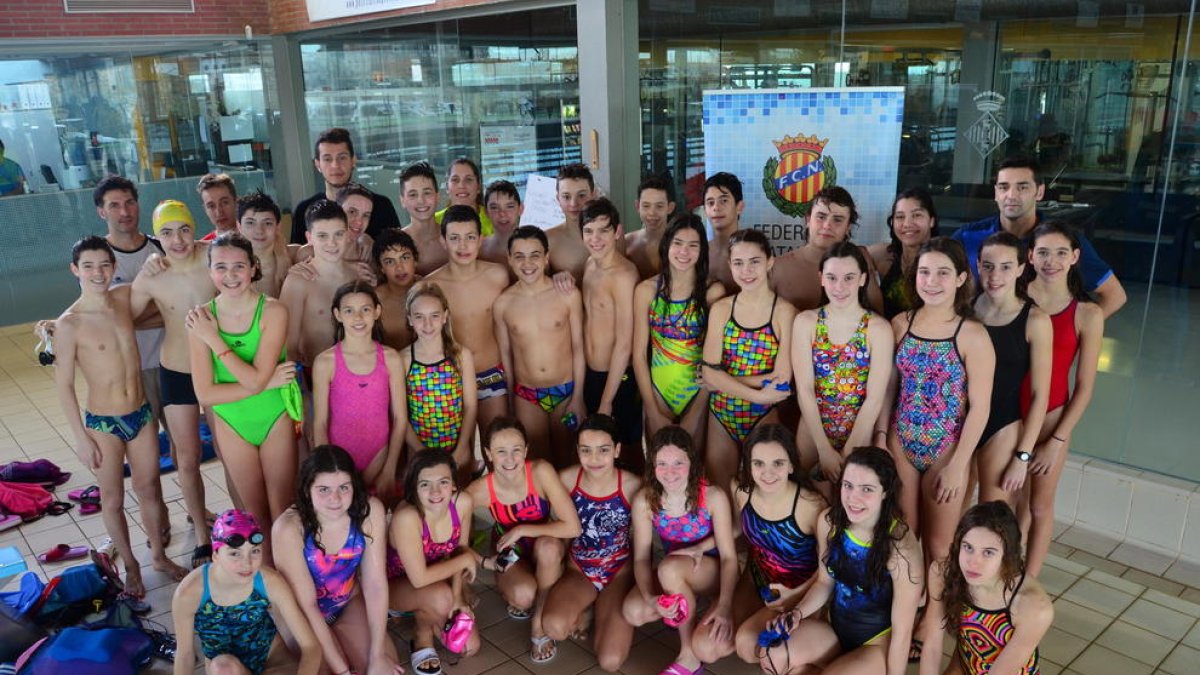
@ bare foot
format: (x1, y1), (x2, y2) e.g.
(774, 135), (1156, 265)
(123, 565), (146, 598)
(570, 607), (593, 641)
(153, 556), (190, 582)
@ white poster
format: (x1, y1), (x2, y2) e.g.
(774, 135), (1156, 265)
(306, 0), (433, 23)
(702, 88), (905, 255)
(519, 174), (565, 230)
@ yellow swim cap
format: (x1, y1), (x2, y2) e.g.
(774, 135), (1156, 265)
(152, 200), (195, 235)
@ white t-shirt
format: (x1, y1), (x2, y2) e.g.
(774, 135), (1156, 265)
(109, 235), (165, 372)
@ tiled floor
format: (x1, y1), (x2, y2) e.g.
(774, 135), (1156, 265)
(2, 321), (1199, 675)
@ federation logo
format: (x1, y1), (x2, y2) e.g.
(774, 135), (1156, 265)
(762, 134), (838, 218)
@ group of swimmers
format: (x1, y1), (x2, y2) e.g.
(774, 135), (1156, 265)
(42, 138), (1113, 673)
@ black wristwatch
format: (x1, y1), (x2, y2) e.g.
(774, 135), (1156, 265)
(1014, 450), (1032, 463)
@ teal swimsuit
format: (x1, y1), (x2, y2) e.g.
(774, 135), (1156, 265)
(193, 564), (278, 674)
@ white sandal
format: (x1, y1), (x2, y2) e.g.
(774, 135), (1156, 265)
(410, 645), (442, 675)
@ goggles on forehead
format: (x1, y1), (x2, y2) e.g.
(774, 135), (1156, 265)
(216, 531), (265, 549)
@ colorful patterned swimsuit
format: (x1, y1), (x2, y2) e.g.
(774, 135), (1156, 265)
(303, 521), (366, 623)
(892, 313), (967, 472)
(387, 497), (462, 579)
(653, 480), (716, 556)
(648, 290), (705, 417)
(193, 565), (277, 675)
(958, 574), (1040, 674)
(812, 308), (872, 451)
(406, 344), (465, 451)
(742, 485), (817, 591)
(709, 294), (780, 443)
(488, 461), (550, 556)
(570, 469), (632, 591)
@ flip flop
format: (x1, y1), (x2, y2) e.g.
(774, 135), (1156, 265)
(0, 514), (20, 532)
(45, 502), (74, 516)
(659, 662), (704, 675)
(38, 544), (90, 563)
(78, 502), (101, 515)
(191, 544), (212, 569)
(68, 485), (101, 505)
(410, 644), (442, 675)
(507, 605), (531, 620)
(91, 549), (124, 591)
(530, 635), (556, 665)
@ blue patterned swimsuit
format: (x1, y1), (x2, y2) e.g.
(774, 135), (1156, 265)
(570, 469), (632, 590)
(742, 485), (817, 591)
(193, 565), (278, 674)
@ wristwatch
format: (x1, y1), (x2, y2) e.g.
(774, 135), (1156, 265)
(1014, 450), (1032, 463)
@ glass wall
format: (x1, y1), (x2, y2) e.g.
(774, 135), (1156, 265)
(0, 42), (278, 322)
(639, 0), (1200, 481)
(297, 6), (580, 212)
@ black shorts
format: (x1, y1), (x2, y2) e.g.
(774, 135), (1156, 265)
(583, 367), (643, 447)
(159, 365), (199, 407)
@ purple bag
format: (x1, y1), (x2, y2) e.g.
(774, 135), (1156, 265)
(0, 459), (71, 487)
(16, 626), (152, 674)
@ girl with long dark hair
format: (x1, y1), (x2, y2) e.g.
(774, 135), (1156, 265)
(869, 188), (941, 319)
(888, 237), (994, 569)
(312, 281), (408, 502)
(271, 445), (402, 675)
(729, 424), (826, 664)
(1021, 222), (1104, 576)
(972, 232), (1052, 507)
(632, 213), (726, 442)
(918, 501), (1052, 675)
(757, 446), (923, 675)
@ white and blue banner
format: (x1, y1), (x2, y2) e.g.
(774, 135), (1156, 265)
(702, 87), (905, 254)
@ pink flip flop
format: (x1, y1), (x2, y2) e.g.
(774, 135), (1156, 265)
(660, 661), (704, 675)
(37, 544), (90, 564)
(0, 514), (20, 532)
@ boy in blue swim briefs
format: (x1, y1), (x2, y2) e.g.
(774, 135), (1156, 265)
(53, 236), (188, 598)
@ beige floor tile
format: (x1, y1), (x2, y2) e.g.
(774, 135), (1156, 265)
(1068, 644), (1154, 675)
(1048, 538), (1076, 557)
(1061, 578), (1138, 617)
(1095, 620), (1175, 665)
(1053, 599), (1114, 640)
(1119, 598), (1197, 641)
(1164, 560), (1200, 589)
(483, 611), (541, 658)
(1122, 568), (1186, 597)
(1040, 565), (1081, 597)
(1178, 614), (1200, 649)
(1109, 542), (1177, 576)
(1141, 589), (1200, 618)
(1086, 568), (1146, 596)
(1044, 552), (1090, 577)
(1067, 549), (1130, 578)
(1038, 626), (1090, 665)
(479, 662), (541, 675)
(703, 654), (760, 675)
(618, 638), (679, 675)
(1180, 587), (1200, 605)
(1157, 643), (1200, 675)
(1038, 660), (1063, 675)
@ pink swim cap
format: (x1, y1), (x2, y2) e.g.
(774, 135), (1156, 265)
(211, 509), (264, 552)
